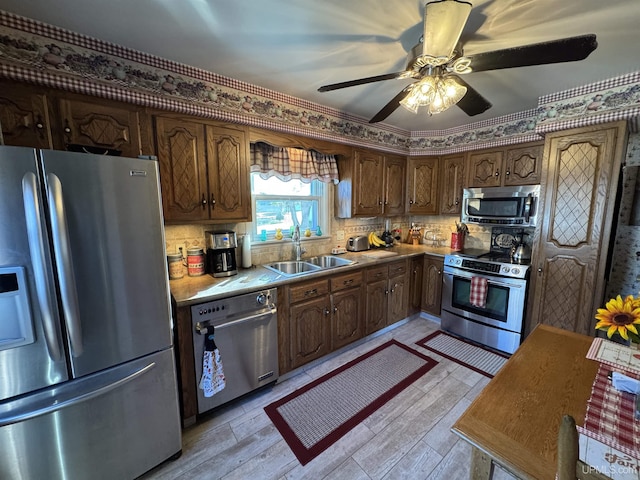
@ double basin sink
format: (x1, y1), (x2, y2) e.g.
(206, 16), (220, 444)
(264, 255), (355, 277)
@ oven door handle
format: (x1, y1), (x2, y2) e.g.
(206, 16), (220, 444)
(443, 271), (525, 289)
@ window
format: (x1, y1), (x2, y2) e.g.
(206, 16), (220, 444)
(251, 173), (328, 239)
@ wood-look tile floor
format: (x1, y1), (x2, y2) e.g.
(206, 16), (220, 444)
(142, 317), (519, 480)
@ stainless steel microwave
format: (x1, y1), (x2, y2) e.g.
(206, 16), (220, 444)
(461, 185), (540, 227)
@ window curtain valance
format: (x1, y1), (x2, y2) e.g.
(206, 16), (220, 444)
(249, 142), (339, 184)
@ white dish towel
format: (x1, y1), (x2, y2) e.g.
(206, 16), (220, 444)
(199, 334), (226, 398)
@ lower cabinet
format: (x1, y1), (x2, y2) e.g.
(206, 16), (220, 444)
(287, 270), (364, 371)
(422, 254), (444, 316)
(365, 259), (409, 335)
(409, 255), (424, 316)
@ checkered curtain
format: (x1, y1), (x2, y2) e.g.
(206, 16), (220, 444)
(250, 142), (339, 184)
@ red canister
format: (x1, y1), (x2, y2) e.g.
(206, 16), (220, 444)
(186, 247), (205, 276)
(451, 232), (464, 251)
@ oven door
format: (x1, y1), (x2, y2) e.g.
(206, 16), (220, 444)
(441, 266), (527, 333)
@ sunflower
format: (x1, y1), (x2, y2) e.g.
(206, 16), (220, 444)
(595, 294), (640, 341)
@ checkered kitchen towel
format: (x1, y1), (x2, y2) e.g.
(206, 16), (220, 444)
(470, 276), (488, 308)
(580, 363), (639, 458)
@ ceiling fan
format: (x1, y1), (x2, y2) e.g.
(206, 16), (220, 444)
(317, 0), (598, 123)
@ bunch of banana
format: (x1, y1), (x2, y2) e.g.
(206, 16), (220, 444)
(368, 231), (386, 247)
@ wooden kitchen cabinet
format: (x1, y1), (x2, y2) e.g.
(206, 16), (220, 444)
(0, 82), (54, 149)
(330, 270), (364, 350)
(155, 116), (251, 223)
(406, 156), (439, 214)
(422, 254), (444, 316)
(57, 96), (143, 156)
(365, 259), (408, 334)
(466, 142), (543, 188)
(528, 122), (627, 335)
(439, 153), (465, 214)
(409, 255), (424, 316)
(335, 148), (406, 217)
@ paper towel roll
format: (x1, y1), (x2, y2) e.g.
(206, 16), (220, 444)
(241, 234), (252, 268)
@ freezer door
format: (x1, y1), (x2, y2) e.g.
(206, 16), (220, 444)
(40, 150), (173, 377)
(0, 348), (181, 480)
(0, 146), (68, 401)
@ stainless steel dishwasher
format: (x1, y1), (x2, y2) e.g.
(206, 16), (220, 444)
(191, 288), (278, 414)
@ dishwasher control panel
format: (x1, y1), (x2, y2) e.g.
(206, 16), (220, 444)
(191, 288), (276, 325)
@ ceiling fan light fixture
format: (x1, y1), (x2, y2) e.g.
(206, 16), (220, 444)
(423, 0), (472, 61)
(400, 75), (467, 115)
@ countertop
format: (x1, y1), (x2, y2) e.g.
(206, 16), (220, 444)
(170, 243), (454, 307)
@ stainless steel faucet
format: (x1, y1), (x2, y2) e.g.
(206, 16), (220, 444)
(292, 225), (306, 261)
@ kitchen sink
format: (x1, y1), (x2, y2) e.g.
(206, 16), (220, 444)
(306, 255), (355, 268)
(264, 261), (322, 276)
(264, 255), (355, 276)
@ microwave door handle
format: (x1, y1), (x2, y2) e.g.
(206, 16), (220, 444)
(523, 194), (533, 222)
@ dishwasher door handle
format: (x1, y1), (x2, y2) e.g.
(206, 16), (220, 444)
(195, 305), (276, 334)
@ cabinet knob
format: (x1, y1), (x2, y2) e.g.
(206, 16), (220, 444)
(384, 289), (389, 295)
(324, 308), (330, 316)
(437, 270), (442, 275)
(538, 267), (543, 273)
(505, 170), (511, 176)
(201, 194), (207, 208)
(409, 199), (414, 205)
(333, 306), (338, 313)
(63, 119), (72, 135)
(495, 170), (500, 177)
(455, 199), (459, 205)
(210, 194), (216, 206)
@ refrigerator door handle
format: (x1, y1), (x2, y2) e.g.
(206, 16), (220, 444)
(0, 361), (156, 427)
(46, 172), (84, 357)
(21, 172), (63, 362)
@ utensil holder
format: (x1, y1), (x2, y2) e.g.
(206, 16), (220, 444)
(451, 232), (464, 251)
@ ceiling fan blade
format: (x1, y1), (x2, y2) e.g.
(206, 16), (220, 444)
(452, 76), (492, 116)
(318, 72), (407, 92)
(423, 0), (472, 59)
(469, 34), (597, 73)
(369, 87), (412, 124)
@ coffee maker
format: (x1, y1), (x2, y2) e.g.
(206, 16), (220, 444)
(205, 231), (238, 278)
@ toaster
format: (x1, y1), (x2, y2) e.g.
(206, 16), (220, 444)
(347, 236), (370, 252)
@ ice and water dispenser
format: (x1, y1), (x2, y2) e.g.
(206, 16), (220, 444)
(0, 266), (34, 351)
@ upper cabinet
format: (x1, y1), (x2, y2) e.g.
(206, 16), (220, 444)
(58, 96), (143, 157)
(406, 156), (439, 215)
(336, 148), (405, 218)
(155, 116), (251, 223)
(467, 142), (543, 188)
(0, 82), (53, 149)
(439, 153), (465, 215)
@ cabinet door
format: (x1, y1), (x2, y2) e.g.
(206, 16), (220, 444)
(354, 149), (384, 216)
(407, 157), (438, 215)
(155, 117), (209, 222)
(440, 154), (465, 214)
(58, 97), (141, 156)
(206, 124), (251, 222)
(422, 255), (443, 316)
(290, 296), (331, 369)
(383, 154), (406, 215)
(365, 279), (387, 335)
(530, 123), (625, 335)
(504, 143), (543, 186)
(467, 150), (503, 187)
(388, 271), (408, 325)
(409, 256), (424, 315)
(0, 83), (53, 149)
(331, 287), (363, 350)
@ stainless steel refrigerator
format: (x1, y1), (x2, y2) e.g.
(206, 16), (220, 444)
(0, 146), (181, 479)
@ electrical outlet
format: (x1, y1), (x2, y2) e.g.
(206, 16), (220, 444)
(336, 230), (345, 241)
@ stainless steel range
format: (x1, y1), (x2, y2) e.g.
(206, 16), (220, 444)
(441, 250), (531, 354)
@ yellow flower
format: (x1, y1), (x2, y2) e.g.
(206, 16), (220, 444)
(595, 295), (640, 341)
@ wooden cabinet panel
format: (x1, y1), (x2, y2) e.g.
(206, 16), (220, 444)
(155, 117), (209, 222)
(206, 124), (251, 221)
(331, 287), (363, 350)
(422, 254), (443, 316)
(504, 143), (543, 186)
(529, 122), (627, 335)
(58, 97), (142, 156)
(290, 296), (331, 369)
(365, 278), (388, 335)
(289, 279), (329, 304)
(365, 259), (408, 334)
(354, 149), (384, 216)
(383, 154), (406, 215)
(330, 270), (363, 292)
(440, 154), (465, 214)
(388, 269), (408, 324)
(407, 156), (438, 215)
(0, 83), (53, 149)
(409, 255), (424, 316)
(467, 150), (503, 187)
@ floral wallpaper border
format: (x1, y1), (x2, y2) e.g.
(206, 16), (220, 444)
(0, 10), (638, 155)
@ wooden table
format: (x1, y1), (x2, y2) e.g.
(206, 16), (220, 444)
(452, 324), (600, 479)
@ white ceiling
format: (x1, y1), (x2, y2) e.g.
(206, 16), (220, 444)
(2, 0), (639, 131)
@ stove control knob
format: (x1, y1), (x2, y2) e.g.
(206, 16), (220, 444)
(501, 266), (510, 274)
(512, 268), (520, 275)
(256, 293), (269, 305)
